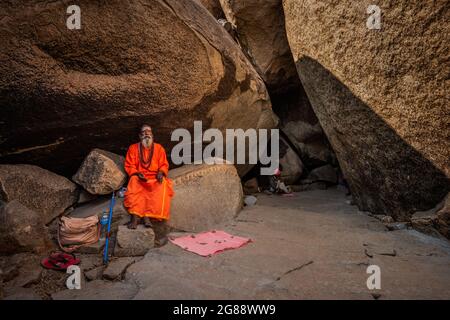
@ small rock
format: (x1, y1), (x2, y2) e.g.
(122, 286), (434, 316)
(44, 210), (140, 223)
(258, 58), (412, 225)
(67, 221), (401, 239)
(85, 266), (104, 281)
(244, 195), (258, 206)
(217, 18), (233, 33)
(372, 215), (394, 224)
(386, 222), (408, 231)
(114, 225), (155, 257)
(371, 293), (382, 300)
(411, 210), (439, 237)
(73, 149), (127, 195)
(0, 265), (20, 283)
(103, 257), (136, 280)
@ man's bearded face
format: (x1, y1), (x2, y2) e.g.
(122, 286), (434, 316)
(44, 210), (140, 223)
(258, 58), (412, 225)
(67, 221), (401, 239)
(140, 127), (153, 148)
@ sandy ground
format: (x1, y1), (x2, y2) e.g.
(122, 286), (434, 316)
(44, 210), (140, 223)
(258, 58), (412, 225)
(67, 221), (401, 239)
(44, 187), (450, 300)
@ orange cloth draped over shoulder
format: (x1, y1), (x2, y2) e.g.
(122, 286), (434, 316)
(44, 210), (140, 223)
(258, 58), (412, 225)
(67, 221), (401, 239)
(123, 142), (174, 220)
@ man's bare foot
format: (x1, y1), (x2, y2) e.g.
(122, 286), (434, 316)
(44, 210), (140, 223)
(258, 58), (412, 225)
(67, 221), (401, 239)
(143, 217), (153, 228)
(127, 215), (140, 229)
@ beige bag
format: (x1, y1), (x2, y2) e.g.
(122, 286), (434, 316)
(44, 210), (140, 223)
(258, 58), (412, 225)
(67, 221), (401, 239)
(58, 215), (100, 252)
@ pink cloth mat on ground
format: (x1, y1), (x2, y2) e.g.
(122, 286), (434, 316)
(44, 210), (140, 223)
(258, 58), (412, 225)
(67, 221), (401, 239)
(169, 230), (252, 257)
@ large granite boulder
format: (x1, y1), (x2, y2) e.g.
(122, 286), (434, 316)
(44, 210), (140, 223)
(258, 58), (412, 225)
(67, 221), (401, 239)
(0, 200), (50, 255)
(0, 165), (78, 223)
(73, 149), (126, 195)
(218, 0), (334, 171)
(0, 0), (277, 177)
(169, 163), (243, 232)
(283, 0), (450, 220)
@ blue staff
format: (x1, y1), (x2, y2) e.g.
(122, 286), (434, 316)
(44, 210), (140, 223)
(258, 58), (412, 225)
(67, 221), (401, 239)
(103, 191), (115, 264)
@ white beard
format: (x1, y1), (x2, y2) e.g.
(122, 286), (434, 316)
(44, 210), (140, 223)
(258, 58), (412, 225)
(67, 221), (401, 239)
(141, 137), (153, 148)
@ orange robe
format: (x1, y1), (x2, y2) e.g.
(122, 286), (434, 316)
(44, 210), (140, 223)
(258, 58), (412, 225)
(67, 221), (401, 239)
(123, 142), (174, 220)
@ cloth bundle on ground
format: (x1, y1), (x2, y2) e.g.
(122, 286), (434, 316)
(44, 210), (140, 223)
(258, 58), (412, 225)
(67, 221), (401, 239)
(169, 230), (251, 257)
(58, 215), (100, 252)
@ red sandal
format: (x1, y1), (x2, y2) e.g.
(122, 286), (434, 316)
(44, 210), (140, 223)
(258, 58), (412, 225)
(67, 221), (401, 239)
(41, 252), (80, 271)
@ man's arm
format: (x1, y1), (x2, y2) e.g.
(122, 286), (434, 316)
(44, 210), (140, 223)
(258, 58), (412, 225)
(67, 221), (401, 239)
(124, 145), (139, 177)
(156, 145), (169, 182)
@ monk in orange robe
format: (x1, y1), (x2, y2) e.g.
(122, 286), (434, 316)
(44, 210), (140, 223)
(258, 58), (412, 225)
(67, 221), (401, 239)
(124, 124), (174, 229)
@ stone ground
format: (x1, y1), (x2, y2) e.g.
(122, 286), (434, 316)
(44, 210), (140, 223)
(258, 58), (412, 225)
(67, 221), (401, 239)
(4, 187), (450, 300)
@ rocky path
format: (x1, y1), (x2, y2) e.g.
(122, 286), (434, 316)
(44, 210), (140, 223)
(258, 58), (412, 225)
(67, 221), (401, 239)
(51, 187), (450, 300)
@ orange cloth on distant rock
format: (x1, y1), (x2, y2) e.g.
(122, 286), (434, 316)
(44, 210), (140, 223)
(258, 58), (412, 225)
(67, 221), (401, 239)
(124, 142), (174, 220)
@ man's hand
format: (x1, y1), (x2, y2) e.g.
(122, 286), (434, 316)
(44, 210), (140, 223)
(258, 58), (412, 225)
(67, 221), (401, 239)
(156, 171), (164, 184)
(137, 172), (147, 182)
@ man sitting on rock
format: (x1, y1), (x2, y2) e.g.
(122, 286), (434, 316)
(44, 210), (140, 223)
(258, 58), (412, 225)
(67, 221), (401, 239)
(124, 124), (174, 229)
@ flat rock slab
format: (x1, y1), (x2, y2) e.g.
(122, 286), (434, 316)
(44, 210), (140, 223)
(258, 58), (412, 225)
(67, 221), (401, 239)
(168, 164), (243, 232)
(52, 280), (138, 300)
(114, 225), (155, 257)
(47, 189), (450, 300)
(124, 190), (450, 299)
(3, 288), (42, 300)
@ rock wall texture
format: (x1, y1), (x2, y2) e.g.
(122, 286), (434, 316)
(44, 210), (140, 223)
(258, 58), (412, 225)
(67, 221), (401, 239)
(219, 0), (335, 174)
(283, 0), (450, 219)
(220, 0), (299, 94)
(0, 0), (277, 176)
(199, 0), (225, 19)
